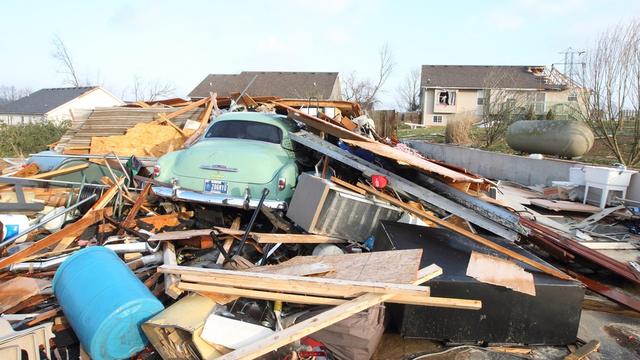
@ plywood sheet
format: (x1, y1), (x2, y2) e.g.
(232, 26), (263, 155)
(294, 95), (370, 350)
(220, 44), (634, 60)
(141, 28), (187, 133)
(0, 277), (52, 313)
(342, 139), (483, 183)
(529, 199), (600, 213)
(90, 122), (187, 157)
(466, 251), (536, 296)
(251, 249), (422, 284)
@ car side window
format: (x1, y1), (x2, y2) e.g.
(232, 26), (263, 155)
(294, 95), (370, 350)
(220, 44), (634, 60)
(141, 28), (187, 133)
(205, 121), (283, 144)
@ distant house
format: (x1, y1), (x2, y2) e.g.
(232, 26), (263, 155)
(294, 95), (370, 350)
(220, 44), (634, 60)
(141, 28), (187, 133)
(419, 65), (585, 126)
(188, 71), (342, 100)
(0, 86), (123, 125)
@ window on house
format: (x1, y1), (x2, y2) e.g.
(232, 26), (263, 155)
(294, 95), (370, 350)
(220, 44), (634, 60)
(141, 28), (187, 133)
(433, 115), (443, 123)
(477, 90), (485, 105)
(437, 90), (456, 106)
(568, 93), (578, 102)
(534, 92), (546, 115)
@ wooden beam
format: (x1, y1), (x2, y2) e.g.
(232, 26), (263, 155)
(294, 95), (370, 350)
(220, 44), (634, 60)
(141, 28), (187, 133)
(159, 265), (431, 298)
(147, 228), (346, 244)
(178, 281), (479, 309)
(162, 242), (182, 299)
(156, 113), (188, 138)
(160, 96), (210, 121)
(330, 176), (366, 195)
(0, 209), (105, 269)
(216, 265), (452, 360)
(120, 182), (152, 232)
(357, 183), (572, 281)
(274, 102), (372, 142)
(564, 340), (601, 360)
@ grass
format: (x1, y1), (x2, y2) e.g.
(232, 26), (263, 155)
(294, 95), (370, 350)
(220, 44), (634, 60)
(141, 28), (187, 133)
(0, 121), (70, 157)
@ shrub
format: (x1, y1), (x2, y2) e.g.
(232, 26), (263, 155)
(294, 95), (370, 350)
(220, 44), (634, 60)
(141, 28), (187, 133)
(445, 115), (473, 145)
(0, 120), (70, 157)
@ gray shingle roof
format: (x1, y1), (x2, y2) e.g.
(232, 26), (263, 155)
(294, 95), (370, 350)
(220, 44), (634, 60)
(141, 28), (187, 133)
(188, 71), (339, 99)
(420, 65), (559, 90)
(0, 86), (97, 115)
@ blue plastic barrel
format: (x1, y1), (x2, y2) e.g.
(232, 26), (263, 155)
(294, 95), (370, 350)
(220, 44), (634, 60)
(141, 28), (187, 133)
(53, 246), (164, 360)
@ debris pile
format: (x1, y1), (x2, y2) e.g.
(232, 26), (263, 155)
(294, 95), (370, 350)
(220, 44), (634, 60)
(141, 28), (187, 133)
(1, 93), (638, 359)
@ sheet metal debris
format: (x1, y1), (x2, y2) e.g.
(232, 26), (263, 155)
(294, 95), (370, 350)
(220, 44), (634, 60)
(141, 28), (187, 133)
(0, 94), (636, 360)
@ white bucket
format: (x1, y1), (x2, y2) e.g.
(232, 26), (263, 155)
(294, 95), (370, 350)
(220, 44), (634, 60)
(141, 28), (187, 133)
(0, 214), (29, 241)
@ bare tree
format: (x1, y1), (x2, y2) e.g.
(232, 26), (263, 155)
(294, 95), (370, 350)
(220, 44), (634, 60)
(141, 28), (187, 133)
(126, 76), (176, 101)
(479, 70), (531, 147)
(51, 35), (81, 87)
(342, 44), (394, 111)
(576, 20), (640, 166)
(0, 86), (31, 106)
(396, 68), (421, 111)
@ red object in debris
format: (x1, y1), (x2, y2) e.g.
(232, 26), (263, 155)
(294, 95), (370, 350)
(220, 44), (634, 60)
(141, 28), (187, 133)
(152, 165), (161, 178)
(371, 175), (388, 189)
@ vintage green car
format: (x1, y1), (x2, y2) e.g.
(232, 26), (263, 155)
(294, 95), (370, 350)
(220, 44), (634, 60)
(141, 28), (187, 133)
(152, 112), (300, 210)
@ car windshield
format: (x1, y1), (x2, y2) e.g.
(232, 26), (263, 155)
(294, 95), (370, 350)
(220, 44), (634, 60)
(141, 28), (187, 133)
(204, 120), (283, 144)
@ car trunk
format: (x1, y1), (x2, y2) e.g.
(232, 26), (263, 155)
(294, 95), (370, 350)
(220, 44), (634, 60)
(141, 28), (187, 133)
(173, 139), (289, 185)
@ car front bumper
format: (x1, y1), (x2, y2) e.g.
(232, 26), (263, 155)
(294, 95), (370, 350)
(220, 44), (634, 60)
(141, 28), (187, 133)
(151, 186), (287, 210)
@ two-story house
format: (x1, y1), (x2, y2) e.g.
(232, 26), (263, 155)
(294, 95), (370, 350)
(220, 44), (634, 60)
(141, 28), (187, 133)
(419, 65), (584, 126)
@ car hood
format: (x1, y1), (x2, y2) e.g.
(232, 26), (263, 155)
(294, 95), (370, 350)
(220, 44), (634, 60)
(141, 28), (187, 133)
(172, 138), (291, 185)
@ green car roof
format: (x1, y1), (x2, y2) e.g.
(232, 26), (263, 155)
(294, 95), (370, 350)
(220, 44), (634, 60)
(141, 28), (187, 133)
(209, 112), (298, 133)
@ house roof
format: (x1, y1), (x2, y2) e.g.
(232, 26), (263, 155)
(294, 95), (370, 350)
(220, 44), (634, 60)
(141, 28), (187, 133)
(420, 65), (562, 90)
(188, 71), (339, 99)
(0, 86), (97, 115)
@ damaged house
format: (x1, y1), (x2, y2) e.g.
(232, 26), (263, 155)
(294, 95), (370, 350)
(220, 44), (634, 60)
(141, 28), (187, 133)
(419, 65), (586, 126)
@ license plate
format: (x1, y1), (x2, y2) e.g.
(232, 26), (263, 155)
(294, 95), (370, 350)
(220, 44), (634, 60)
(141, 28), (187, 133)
(204, 180), (228, 194)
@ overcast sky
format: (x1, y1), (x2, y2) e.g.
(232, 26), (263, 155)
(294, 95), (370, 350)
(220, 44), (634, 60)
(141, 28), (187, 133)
(1, 0), (639, 108)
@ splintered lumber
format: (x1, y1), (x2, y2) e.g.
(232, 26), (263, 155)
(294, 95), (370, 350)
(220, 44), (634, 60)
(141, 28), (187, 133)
(274, 102), (372, 142)
(120, 182), (152, 231)
(358, 183), (572, 281)
(216, 265), (459, 360)
(330, 176), (366, 195)
(0, 164), (88, 190)
(159, 265), (431, 298)
(466, 251), (536, 296)
(0, 277), (52, 313)
(158, 96), (210, 121)
(564, 340), (600, 360)
(29, 164), (88, 180)
(0, 209), (106, 269)
(343, 139), (482, 183)
(147, 228), (345, 244)
(178, 281), (480, 309)
(162, 242), (183, 299)
(251, 250), (422, 284)
(155, 113), (188, 137)
(88, 178), (123, 211)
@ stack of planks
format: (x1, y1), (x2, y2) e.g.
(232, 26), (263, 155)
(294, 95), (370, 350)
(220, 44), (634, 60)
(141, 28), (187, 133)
(158, 250), (482, 360)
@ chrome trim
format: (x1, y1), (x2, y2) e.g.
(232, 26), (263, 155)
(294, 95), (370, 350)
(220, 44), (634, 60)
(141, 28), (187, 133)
(152, 186), (287, 210)
(199, 164), (239, 172)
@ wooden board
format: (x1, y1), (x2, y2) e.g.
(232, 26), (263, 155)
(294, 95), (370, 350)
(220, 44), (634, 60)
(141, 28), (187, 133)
(466, 251), (536, 296)
(159, 264), (431, 298)
(0, 277), (52, 313)
(148, 228), (345, 244)
(250, 250), (422, 284)
(215, 265), (467, 360)
(275, 102), (373, 142)
(343, 139), (482, 183)
(529, 199), (601, 213)
(0, 209), (105, 269)
(357, 183), (572, 281)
